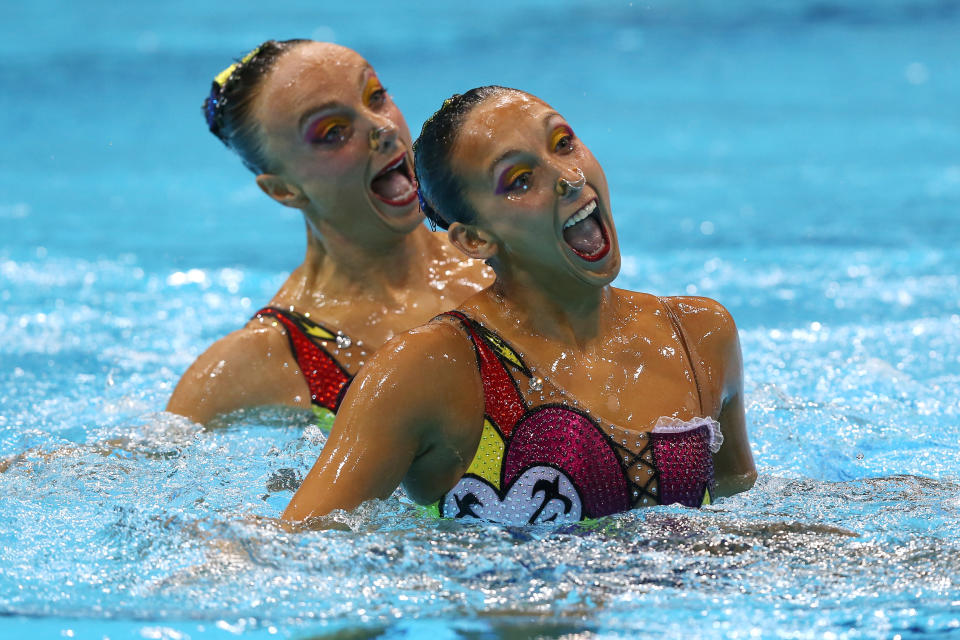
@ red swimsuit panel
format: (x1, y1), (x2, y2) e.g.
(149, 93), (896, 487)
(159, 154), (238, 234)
(253, 307), (351, 412)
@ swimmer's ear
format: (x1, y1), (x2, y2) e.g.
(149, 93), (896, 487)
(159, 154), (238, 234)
(256, 174), (309, 209)
(448, 222), (498, 260)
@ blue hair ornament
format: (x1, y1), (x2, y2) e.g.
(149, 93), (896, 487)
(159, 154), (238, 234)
(417, 188), (437, 231)
(204, 45), (263, 137)
(204, 84), (221, 133)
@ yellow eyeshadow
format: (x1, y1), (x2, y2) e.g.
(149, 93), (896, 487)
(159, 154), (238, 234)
(307, 116), (350, 141)
(362, 76), (383, 103)
(499, 164), (531, 191)
(550, 126), (572, 150)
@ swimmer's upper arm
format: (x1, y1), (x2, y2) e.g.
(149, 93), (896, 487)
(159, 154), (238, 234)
(662, 296), (757, 497)
(282, 321), (483, 522)
(165, 326), (308, 425)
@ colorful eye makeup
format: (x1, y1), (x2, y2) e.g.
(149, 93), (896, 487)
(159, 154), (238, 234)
(550, 125), (574, 153)
(304, 115), (351, 144)
(363, 75), (387, 108)
(497, 163), (533, 194)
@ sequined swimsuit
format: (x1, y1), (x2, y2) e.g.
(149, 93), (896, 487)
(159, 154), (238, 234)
(253, 307), (367, 424)
(430, 308), (723, 525)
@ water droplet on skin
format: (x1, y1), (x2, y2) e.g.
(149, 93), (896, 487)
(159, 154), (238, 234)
(607, 395), (620, 412)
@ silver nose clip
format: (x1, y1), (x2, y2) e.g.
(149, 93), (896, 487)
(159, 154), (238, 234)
(555, 169), (585, 196)
(369, 126), (389, 151)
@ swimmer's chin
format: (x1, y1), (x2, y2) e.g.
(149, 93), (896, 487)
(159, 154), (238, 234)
(558, 196), (620, 287)
(359, 187), (422, 234)
(562, 246), (621, 289)
(366, 153), (422, 232)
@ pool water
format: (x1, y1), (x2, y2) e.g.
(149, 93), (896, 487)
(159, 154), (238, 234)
(2, 1), (959, 638)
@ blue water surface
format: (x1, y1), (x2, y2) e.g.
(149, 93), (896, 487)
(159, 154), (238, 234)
(2, 1), (959, 638)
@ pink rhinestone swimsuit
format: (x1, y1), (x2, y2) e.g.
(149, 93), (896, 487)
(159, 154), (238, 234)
(431, 309), (723, 525)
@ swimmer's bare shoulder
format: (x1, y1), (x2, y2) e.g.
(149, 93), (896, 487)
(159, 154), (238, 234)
(659, 294), (757, 497)
(655, 296), (740, 403)
(282, 319), (484, 522)
(166, 323), (310, 425)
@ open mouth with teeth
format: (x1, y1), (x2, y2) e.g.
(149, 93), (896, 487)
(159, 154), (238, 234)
(562, 199), (610, 262)
(370, 153), (418, 207)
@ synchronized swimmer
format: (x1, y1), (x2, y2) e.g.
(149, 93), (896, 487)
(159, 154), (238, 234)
(282, 87), (756, 525)
(167, 40), (491, 426)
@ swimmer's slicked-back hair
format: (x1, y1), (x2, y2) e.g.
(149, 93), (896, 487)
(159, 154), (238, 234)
(414, 85), (516, 230)
(204, 39), (308, 175)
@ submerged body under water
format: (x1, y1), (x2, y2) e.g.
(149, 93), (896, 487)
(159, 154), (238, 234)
(2, 0), (959, 638)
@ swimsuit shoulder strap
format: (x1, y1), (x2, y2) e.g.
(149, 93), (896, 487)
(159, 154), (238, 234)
(252, 306), (351, 411)
(438, 311), (533, 377)
(435, 310), (530, 435)
(254, 306), (340, 342)
(657, 297), (706, 415)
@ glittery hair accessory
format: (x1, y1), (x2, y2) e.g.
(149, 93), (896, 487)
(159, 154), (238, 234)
(204, 45), (263, 136)
(423, 94), (459, 127)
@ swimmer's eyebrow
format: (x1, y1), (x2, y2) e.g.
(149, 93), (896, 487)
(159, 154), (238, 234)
(486, 112), (564, 179)
(298, 101), (342, 130)
(297, 66), (375, 131)
(489, 149), (524, 181)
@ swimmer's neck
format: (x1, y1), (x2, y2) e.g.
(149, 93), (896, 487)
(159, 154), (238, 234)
(291, 222), (438, 302)
(478, 275), (612, 349)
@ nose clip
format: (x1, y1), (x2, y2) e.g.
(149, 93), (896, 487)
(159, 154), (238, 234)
(369, 126), (390, 151)
(555, 169), (586, 196)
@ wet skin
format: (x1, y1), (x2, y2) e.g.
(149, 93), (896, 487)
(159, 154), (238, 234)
(167, 43), (492, 425)
(450, 91), (621, 293)
(283, 90), (757, 523)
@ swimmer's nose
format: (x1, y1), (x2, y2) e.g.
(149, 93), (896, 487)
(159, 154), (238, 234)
(555, 168), (585, 199)
(368, 120), (398, 152)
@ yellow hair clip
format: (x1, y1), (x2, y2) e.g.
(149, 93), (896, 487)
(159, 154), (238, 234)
(213, 45), (263, 88)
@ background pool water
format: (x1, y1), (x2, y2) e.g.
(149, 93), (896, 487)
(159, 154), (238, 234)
(2, 0), (959, 638)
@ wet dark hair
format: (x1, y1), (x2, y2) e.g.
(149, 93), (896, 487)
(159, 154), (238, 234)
(203, 39), (308, 174)
(413, 85), (516, 230)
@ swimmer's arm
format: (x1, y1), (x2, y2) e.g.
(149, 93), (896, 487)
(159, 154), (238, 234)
(282, 322), (483, 523)
(664, 296), (757, 497)
(166, 327), (309, 425)
(712, 382), (756, 497)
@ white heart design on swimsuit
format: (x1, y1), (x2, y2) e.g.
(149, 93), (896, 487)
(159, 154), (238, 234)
(442, 465), (583, 526)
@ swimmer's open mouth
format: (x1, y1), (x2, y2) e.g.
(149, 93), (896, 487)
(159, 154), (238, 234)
(562, 199), (610, 262)
(370, 153), (418, 207)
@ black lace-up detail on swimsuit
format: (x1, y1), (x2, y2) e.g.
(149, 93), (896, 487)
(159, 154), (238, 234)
(253, 307), (367, 425)
(427, 306), (723, 525)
